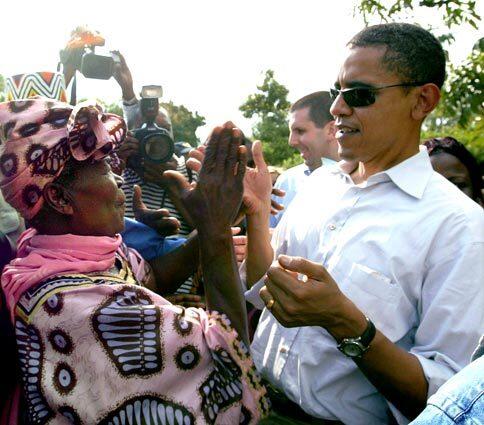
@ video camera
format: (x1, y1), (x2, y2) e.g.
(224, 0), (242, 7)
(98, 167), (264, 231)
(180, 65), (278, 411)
(132, 85), (175, 164)
(60, 46), (121, 80)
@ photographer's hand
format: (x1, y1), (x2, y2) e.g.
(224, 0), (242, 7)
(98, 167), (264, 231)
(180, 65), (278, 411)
(115, 133), (139, 174)
(112, 50), (136, 101)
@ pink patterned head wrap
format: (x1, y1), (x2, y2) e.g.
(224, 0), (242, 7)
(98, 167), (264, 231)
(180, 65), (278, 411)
(0, 98), (127, 220)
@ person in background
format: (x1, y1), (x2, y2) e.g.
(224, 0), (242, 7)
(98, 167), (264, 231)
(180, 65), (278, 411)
(112, 52), (201, 297)
(424, 137), (483, 206)
(271, 91), (339, 227)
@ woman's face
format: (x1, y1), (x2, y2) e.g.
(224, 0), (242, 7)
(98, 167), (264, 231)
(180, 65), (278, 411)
(68, 159), (126, 237)
(430, 152), (474, 199)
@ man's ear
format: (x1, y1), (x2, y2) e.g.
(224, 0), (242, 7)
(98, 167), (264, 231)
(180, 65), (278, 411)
(411, 83), (441, 121)
(43, 182), (74, 215)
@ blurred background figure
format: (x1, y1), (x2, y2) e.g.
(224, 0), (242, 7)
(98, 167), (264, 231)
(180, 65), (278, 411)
(424, 137), (483, 206)
(270, 91), (339, 227)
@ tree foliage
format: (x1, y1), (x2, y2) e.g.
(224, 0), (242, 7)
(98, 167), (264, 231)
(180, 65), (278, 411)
(161, 101), (206, 146)
(239, 70), (301, 167)
(356, 0), (480, 29)
(104, 102), (123, 117)
(0, 75), (5, 102)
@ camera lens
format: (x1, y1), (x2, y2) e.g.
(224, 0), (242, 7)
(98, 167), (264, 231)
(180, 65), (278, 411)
(143, 133), (174, 162)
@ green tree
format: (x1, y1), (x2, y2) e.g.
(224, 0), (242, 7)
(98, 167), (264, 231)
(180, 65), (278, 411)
(240, 70), (300, 167)
(104, 101), (123, 117)
(355, 0), (483, 161)
(0, 75), (5, 102)
(356, 0), (480, 29)
(161, 101), (206, 146)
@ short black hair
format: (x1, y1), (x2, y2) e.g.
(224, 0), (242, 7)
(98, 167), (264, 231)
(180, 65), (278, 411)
(424, 136), (483, 204)
(348, 23), (446, 89)
(290, 91), (334, 128)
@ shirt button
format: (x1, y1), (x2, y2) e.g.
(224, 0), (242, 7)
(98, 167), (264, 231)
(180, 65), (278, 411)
(328, 224), (336, 231)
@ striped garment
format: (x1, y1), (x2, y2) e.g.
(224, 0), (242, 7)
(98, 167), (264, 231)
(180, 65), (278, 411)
(121, 158), (199, 294)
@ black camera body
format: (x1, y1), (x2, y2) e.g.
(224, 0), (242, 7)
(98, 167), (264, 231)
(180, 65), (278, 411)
(60, 47), (120, 80)
(132, 123), (175, 164)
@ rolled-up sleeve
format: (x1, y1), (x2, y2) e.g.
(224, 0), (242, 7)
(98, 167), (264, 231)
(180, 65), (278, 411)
(390, 235), (484, 424)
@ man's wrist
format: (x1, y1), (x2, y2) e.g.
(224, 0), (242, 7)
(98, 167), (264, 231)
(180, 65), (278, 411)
(122, 89), (137, 104)
(247, 208), (270, 228)
(323, 298), (368, 343)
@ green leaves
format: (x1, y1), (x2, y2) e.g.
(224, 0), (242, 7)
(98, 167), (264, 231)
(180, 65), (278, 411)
(357, 0), (481, 29)
(239, 70), (301, 167)
(161, 101), (206, 147)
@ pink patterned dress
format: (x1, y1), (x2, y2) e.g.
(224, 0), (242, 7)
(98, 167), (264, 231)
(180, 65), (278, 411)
(12, 251), (269, 424)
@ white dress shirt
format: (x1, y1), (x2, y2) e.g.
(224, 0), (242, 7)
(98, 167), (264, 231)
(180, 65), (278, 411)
(247, 148), (484, 424)
(270, 159), (337, 228)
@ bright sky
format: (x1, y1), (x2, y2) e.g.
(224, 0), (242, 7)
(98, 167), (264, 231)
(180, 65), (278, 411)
(2, 0), (482, 141)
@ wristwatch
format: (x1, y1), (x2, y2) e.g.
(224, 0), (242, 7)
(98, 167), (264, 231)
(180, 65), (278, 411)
(337, 316), (376, 359)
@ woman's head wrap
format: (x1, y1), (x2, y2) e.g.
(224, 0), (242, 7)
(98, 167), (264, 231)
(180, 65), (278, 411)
(0, 97), (126, 219)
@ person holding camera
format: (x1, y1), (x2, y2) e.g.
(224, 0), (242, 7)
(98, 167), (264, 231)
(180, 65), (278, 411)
(112, 52), (200, 296)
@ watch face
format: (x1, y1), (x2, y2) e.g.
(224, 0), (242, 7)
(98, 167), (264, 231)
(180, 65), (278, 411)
(342, 342), (363, 358)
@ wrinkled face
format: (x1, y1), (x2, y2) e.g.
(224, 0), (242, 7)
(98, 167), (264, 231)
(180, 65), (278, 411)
(288, 107), (328, 170)
(430, 152), (474, 199)
(330, 46), (415, 163)
(68, 159), (126, 236)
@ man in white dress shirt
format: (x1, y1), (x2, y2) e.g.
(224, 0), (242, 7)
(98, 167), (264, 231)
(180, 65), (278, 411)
(270, 91), (339, 227)
(245, 23), (484, 424)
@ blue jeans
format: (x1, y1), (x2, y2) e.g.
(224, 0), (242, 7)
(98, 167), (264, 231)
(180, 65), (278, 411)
(411, 356), (484, 424)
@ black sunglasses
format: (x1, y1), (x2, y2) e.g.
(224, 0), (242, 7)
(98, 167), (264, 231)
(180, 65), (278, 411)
(329, 82), (426, 107)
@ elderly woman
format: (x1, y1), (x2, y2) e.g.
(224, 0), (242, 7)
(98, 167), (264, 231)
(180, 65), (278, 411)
(0, 98), (269, 424)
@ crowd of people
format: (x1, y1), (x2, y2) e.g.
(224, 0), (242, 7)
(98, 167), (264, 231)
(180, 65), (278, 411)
(0, 22), (482, 425)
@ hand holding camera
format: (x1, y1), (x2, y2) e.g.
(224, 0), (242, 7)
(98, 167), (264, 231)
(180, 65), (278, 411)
(112, 51), (135, 100)
(59, 27), (121, 80)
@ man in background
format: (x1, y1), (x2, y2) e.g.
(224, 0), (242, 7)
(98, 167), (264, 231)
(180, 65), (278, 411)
(271, 91), (339, 227)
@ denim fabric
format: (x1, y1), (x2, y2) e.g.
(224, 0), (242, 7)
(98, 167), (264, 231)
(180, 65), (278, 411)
(411, 356), (484, 424)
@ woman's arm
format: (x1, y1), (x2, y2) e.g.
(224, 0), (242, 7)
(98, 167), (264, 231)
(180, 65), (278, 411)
(163, 122), (249, 344)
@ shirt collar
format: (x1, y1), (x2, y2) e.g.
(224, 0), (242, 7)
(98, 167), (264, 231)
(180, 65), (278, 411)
(303, 158), (339, 176)
(332, 146), (434, 199)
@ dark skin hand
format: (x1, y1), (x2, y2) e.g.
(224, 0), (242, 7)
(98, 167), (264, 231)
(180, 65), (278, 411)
(187, 141), (279, 284)
(117, 133), (195, 228)
(141, 158), (196, 229)
(165, 294), (205, 309)
(260, 254), (428, 419)
(115, 133), (139, 174)
(147, 232), (200, 295)
(112, 50), (136, 101)
(187, 145), (285, 216)
(132, 184), (180, 236)
(162, 122), (249, 345)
